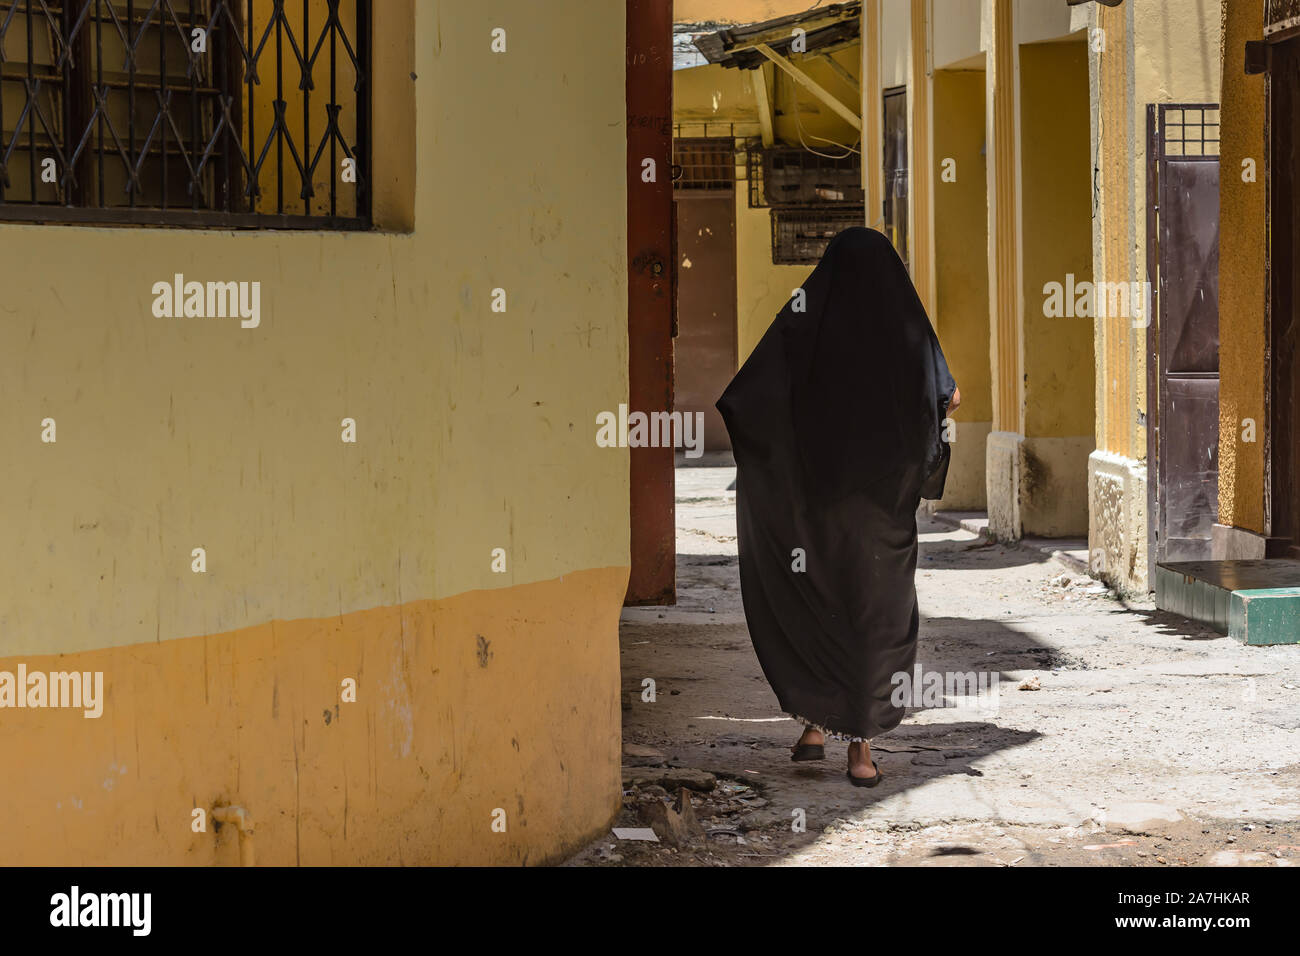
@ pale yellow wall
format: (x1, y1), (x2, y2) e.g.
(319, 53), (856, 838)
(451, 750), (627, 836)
(1217, 0), (1266, 533)
(881, 0), (910, 88)
(1133, 0), (1222, 106)
(932, 0), (983, 70)
(1014, 0), (1075, 45)
(0, 0), (629, 865)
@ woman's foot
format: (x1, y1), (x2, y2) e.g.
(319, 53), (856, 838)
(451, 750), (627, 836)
(846, 740), (880, 784)
(797, 726), (824, 748)
(790, 725), (826, 761)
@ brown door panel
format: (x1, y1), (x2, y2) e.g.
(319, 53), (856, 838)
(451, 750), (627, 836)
(674, 192), (737, 452)
(1152, 104), (1220, 564)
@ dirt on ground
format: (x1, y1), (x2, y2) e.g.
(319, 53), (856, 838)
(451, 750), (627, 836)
(565, 464), (1300, 868)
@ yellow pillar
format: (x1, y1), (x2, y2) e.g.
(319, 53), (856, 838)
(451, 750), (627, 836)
(1087, 0), (1150, 593)
(861, 0), (884, 229)
(1096, 2), (1137, 461)
(985, 0), (1024, 539)
(909, 0), (934, 314)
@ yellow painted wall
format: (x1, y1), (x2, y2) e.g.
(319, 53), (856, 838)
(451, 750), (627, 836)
(1216, 0), (1267, 533)
(1017, 39), (1094, 536)
(1019, 41), (1095, 441)
(676, 0), (815, 24)
(0, 0), (628, 865)
(735, 190), (809, 361)
(931, 68), (990, 510)
(675, 62), (760, 125)
(932, 69), (991, 423)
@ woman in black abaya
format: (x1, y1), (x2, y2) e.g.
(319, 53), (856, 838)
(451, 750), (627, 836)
(716, 227), (959, 787)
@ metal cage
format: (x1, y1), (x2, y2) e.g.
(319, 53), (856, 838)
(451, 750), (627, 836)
(770, 204), (864, 264)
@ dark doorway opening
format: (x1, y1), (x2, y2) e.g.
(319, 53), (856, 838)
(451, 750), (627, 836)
(882, 85), (909, 270)
(674, 178), (738, 453)
(1270, 36), (1300, 558)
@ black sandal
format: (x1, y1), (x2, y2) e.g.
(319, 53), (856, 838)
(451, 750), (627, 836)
(790, 743), (826, 762)
(846, 760), (883, 788)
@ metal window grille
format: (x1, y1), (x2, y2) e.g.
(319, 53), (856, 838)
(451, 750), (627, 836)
(746, 139), (765, 207)
(671, 136), (735, 191)
(0, 0), (370, 229)
(1158, 105), (1220, 158)
(770, 205), (863, 264)
(761, 145), (862, 205)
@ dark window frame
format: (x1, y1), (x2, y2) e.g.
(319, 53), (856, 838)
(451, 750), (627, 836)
(0, 0), (370, 230)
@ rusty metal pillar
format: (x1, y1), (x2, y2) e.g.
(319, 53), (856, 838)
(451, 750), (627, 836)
(625, 0), (676, 605)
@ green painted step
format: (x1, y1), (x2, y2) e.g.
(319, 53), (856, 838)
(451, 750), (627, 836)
(1154, 559), (1300, 645)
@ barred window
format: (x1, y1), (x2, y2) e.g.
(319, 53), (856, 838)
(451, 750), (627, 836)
(0, 0), (369, 228)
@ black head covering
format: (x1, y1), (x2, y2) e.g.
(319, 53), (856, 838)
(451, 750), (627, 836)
(715, 226), (956, 739)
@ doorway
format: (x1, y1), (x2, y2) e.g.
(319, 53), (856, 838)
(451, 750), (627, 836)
(1147, 103), (1221, 563)
(882, 86), (909, 269)
(1270, 37), (1300, 557)
(673, 138), (738, 453)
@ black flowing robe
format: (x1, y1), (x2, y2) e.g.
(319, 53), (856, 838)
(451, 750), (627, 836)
(716, 227), (956, 741)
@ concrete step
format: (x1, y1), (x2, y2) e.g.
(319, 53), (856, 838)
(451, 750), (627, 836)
(1154, 559), (1300, 645)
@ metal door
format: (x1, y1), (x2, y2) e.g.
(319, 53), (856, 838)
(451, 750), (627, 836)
(1148, 103), (1221, 562)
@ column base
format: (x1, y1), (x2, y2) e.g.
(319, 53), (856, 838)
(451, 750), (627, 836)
(986, 431), (1025, 541)
(1087, 450), (1148, 596)
(1211, 523), (1267, 560)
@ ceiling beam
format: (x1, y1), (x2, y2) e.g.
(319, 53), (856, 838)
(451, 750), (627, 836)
(751, 42), (862, 131)
(749, 63), (775, 147)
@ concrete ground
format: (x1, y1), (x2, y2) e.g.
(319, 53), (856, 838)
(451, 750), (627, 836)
(565, 463), (1300, 867)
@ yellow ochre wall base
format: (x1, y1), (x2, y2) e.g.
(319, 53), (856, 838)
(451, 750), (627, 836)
(0, 567), (626, 866)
